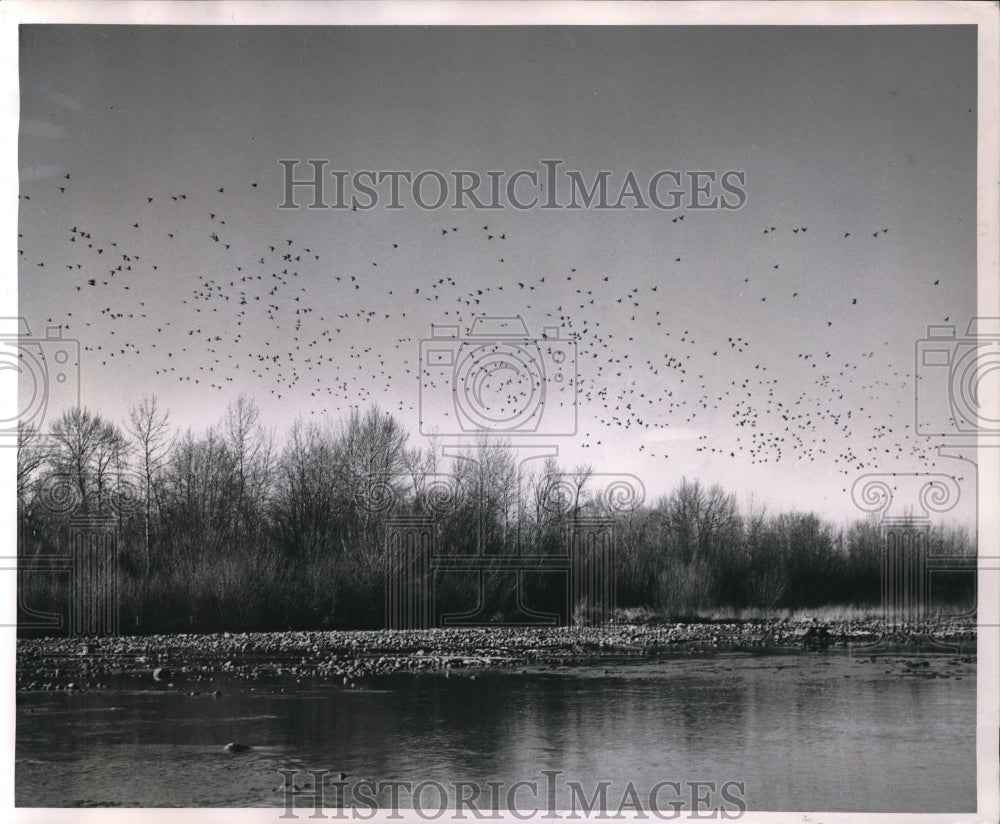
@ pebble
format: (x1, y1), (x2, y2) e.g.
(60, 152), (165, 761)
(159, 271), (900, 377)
(14, 620), (977, 693)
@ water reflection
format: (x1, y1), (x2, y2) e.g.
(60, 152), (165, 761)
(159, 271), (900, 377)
(16, 652), (975, 811)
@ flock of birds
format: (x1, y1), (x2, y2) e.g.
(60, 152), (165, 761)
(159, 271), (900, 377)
(17, 170), (962, 494)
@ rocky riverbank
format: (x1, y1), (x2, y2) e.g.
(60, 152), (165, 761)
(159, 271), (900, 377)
(16, 620), (976, 693)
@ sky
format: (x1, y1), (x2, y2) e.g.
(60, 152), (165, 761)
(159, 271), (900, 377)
(14, 23), (980, 524)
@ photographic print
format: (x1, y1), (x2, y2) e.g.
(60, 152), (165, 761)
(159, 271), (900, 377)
(4, 2), (998, 821)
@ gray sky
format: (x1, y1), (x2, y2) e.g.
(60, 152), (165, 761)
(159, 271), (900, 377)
(16, 24), (978, 523)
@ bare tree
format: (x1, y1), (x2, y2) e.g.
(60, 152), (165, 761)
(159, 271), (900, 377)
(126, 396), (172, 577)
(401, 432), (440, 514)
(224, 394), (274, 521)
(49, 407), (127, 515)
(741, 501), (787, 609)
(272, 418), (338, 563)
(334, 406), (410, 565)
(16, 423), (50, 508)
(92, 419), (129, 512)
(527, 456), (563, 551)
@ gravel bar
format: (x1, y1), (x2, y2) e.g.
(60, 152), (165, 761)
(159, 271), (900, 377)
(16, 620), (977, 693)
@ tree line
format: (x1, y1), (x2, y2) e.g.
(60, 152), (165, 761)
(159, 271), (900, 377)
(16, 398), (975, 634)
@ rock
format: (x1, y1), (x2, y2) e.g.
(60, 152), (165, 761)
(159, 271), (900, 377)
(224, 742), (250, 753)
(802, 626), (831, 648)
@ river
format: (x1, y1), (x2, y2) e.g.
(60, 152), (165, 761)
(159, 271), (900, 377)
(16, 649), (975, 812)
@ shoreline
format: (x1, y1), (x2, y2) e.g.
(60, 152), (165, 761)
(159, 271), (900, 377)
(15, 620), (977, 692)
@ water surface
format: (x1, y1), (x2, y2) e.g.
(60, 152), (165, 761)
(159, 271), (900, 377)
(16, 650), (975, 811)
